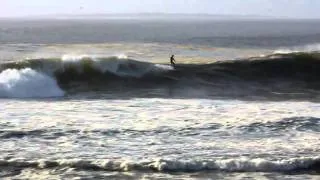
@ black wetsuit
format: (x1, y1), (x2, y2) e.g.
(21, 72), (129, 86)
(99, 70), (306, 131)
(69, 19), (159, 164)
(170, 56), (175, 66)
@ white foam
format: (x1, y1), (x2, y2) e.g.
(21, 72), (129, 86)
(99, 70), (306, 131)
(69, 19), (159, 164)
(61, 54), (91, 62)
(154, 64), (174, 71)
(61, 54), (125, 62)
(116, 54), (128, 59)
(4, 156), (319, 172)
(0, 156), (318, 173)
(274, 43), (320, 54)
(137, 157), (319, 172)
(273, 49), (299, 54)
(0, 68), (64, 98)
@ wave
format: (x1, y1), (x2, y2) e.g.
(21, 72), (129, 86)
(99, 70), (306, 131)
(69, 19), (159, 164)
(0, 156), (319, 173)
(0, 116), (318, 139)
(238, 117), (320, 133)
(0, 68), (64, 98)
(1, 52), (320, 99)
(274, 43), (320, 54)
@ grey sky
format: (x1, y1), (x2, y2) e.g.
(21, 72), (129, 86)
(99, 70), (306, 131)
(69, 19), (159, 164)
(2, 0), (320, 18)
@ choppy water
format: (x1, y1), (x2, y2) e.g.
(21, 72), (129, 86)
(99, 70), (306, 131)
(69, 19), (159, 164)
(1, 99), (320, 179)
(0, 19), (320, 179)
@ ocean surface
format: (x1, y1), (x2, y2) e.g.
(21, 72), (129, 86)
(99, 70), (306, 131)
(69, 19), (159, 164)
(0, 18), (320, 179)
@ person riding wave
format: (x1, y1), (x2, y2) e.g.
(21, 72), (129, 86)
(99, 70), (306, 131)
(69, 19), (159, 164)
(170, 55), (176, 67)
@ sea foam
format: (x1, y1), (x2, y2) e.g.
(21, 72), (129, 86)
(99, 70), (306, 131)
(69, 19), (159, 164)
(0, 156), (318, 173)
(274, 43), (320, 54)
(0, 68), (64, 98)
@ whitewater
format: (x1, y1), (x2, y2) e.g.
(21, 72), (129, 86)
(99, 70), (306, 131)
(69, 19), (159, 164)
(0, 19), (320, 179)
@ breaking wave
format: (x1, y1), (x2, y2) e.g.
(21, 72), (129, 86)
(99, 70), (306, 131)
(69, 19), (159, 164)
(1, 51), (320, 99)
(274, 43), (320, 54)
(0, 68), (64, 98)
(0, 156), (319, 173)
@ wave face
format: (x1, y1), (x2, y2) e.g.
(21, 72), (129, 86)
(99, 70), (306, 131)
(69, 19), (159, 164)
(1, 52), (320, 99)
(0, 68), (64, 98)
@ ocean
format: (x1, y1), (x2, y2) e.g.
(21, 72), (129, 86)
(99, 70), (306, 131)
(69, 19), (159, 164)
(0, 18), (320, 179)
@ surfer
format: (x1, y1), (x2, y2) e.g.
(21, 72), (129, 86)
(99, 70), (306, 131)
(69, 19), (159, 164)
(170, 55), (176, 67)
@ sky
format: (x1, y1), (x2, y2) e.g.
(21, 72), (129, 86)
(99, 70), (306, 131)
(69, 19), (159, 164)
(1, 0), (320, 19)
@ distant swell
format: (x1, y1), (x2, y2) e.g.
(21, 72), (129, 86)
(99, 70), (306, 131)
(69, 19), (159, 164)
(0, 157), (319, 173)
(1, 52), (320, 99)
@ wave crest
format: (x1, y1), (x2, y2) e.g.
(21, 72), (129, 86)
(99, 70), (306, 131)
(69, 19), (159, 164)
(1, 157), (319, 173)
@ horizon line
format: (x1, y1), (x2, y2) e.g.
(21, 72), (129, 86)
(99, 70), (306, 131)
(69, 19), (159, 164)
(1, 12), (319, 20)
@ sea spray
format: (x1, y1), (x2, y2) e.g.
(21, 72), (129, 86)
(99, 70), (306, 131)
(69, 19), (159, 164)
(274, 43), (320, 54)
